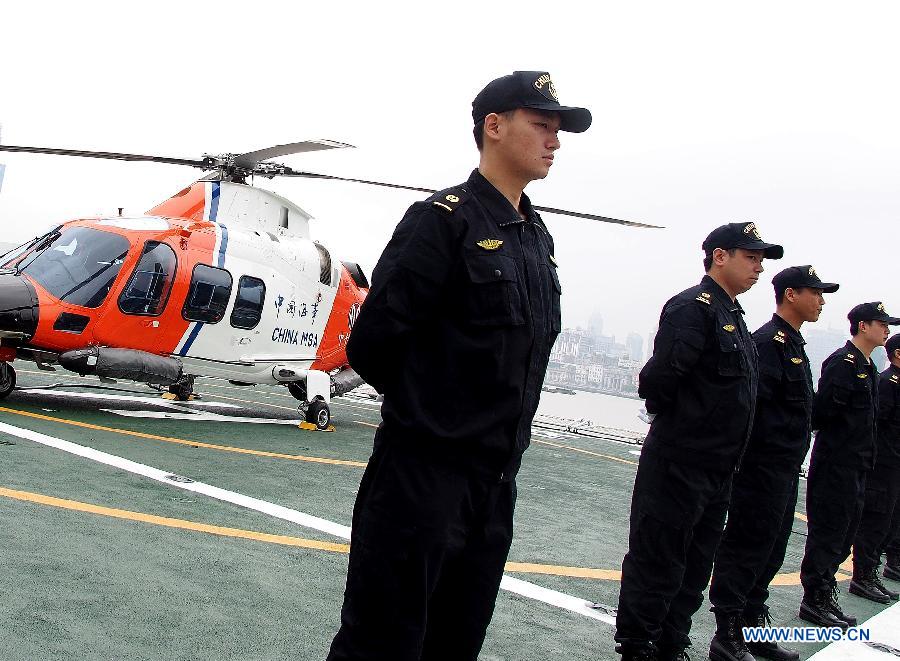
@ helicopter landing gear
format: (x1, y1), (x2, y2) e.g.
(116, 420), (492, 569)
(0, 363), (16, 400)
(305, 398), (331, 430)
(167, 374), (195, 401)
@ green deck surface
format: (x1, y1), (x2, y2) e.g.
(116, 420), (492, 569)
(1, 367), (895, 659)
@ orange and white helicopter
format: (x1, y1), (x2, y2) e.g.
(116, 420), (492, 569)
(0, 140), (657, 429)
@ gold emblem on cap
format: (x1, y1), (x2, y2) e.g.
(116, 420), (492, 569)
(878, 303), (885, 312)
(791, 357), (803, 364)
(808, 266), (817, 276)
(533, 73), (559, 101)
(743, 222), (762, 240)
(476, 239), (503, 251)
(446, 194), (460, 203)
(723, 324), (735, 332)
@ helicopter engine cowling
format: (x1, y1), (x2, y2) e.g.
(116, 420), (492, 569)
(0, 273), (39, 342)
(59, 347), (183, 386)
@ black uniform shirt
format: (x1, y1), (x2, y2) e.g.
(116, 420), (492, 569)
(876, 364), (900, 469)
(810, 340), (879, 469)
(639, 274), (759, 470)
(741, 314), (814, 472)
(346, 169), (561, 481)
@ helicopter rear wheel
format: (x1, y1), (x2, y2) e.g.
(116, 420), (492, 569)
(0, 363), (16, 400)
(306, 399), (331, 430)
(168, 374), (195, 401)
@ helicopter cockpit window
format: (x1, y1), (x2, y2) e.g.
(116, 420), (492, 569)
(118, 241), (177, 316)
(314, 242), (332, 286)
(183, 264), (233, 324)
(230, 276), (266, 330)
(18, 227), (130, 309)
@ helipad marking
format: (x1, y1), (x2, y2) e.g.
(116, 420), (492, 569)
(17, 389), (241, 409)
(533, 438), (638, 466)
(0, 421), (612, 624)
(808, 599), (900, 660)
(0, 487), (350, 553)
(0, 420), (352, 537)
(102, 409), (308, 425)
(0, 406), (366, 467)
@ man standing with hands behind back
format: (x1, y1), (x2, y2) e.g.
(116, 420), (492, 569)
(327, 71), (591, 661)
(616, 222), (783, 661)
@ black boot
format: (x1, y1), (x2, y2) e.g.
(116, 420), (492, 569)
(870, 568), (899, 600)
(615, 643), (658, 660)
(850, 568), (891, 604)
(741, 608), (799, 661)
(885, 556), (900, 581)
(798, 587), (849, 630)
(709, 611), (755, 661)
(827, 584), (858, 627)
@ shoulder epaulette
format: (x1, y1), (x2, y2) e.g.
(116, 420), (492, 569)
(891, 374), (899, 384)
(695, 292), (711, 305)
(430, 186), (470, 213)
(773, 330), (786, 344)
(843, 352), (856, 364)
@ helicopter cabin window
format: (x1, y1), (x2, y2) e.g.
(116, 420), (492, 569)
(230, 276), (266, 330)
(18, 227), (130, 309)
(183, 264), (233, 324)
(314, 242), (333, 286)
(118, 241), (177, 316)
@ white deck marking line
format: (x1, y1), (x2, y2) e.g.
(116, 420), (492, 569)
(808, 599), (900, 659)
(101, 410), (306, 425)
(0, 420), (612, 625)
(18, 389), (242, 409)
(0, 420), (350, 538)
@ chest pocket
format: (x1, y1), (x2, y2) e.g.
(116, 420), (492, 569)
(716, 327), (746, 377)
(462, 253), (525, 326)
(783, 363), (809, 403)
(851, 379), (873, 409)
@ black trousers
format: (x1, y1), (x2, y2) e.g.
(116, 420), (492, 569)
(616, 450), (733, 652)
(710, 463), (799, 614)
(800, 459), (866, 596)
(327, 437), (516, 661)
(887, 506), (900, 561)
(853, 463), (900, 573)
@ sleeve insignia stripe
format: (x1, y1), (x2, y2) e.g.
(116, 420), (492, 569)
(476, 239), (504, 250)
(723, 324), (736, 332)
(791, 357), (803, 364)
(843, 358), (856, 363)
(433, 202), (453, 212)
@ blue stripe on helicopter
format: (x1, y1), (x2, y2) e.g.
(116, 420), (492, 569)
(178, 322), (204, 356)
(209, 182), (220, 221)
(217, 223), (229, 268)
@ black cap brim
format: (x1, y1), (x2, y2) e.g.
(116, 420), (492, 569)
(882, 315), (900, 325)
(735, 240), (784, 260)
(819, 282), (840, 294)
(523, 102), (593, 133)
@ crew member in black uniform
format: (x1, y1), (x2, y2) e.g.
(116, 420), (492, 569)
(326, 71), (592, 661)
(850, 332), (900, 602)
(615, 222), (783, 661)
(708, 266), (839, 661)
(798, 302), (900, 628)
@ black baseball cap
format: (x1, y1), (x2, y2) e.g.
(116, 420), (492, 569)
(701, 222), (784, 259)
(472, 71), (592, 133)
(848, 302), (900, 326)
(772, 265), (839, 295)
(885, 333), (900, 356)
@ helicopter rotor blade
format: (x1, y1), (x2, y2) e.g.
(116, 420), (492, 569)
(0, 144), (208, 169)
(235, 140), (355, 170)
(278, 170), (663, 228)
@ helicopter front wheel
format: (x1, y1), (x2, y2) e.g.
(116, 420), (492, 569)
(168, 374), (196, 401)
(0, 363), (16, 400)
(306, 399), (331, 430)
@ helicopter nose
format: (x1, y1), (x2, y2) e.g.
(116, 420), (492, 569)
(0, 273), (39, 342)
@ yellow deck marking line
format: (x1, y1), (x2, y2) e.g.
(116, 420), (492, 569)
(533, 439), (638, 466)
(0, 484), (815, 586)
(794, 512), (808, 522)
(0, 406), (366, 467)
(0, 487), (350, 553)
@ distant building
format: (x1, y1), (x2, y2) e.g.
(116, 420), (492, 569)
(547, 327), (640, 397)
(626, 332), (643, 363)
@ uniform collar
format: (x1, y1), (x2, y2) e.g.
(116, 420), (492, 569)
(843, 340), (869, 367)
(700, 274), (744, 314)
(467, 169), (541, 228)
(772, 313), (805, 345)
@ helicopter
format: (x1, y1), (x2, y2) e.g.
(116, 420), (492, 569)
(0, 140), (658, 430)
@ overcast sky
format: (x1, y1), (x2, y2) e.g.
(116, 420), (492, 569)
(1, 1), (898, 346)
